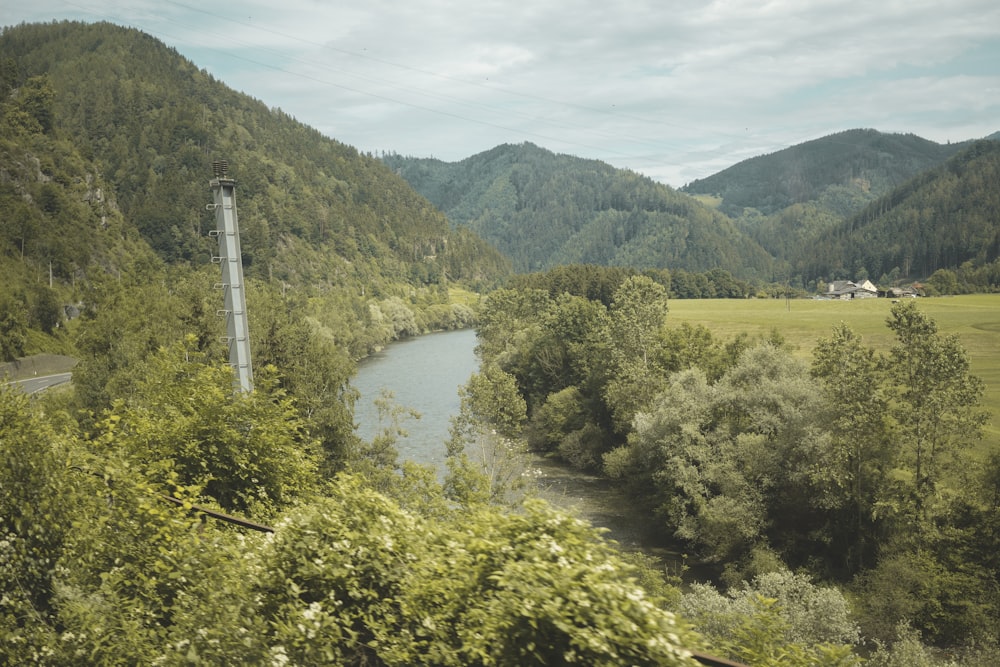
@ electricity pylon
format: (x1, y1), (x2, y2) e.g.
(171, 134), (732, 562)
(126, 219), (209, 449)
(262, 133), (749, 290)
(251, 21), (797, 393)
(209, 160), (253, 393)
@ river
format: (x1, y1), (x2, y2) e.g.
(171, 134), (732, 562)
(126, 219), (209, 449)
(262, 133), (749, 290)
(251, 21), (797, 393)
(352, 328), (478, 470)
(351, 328), (674, 558)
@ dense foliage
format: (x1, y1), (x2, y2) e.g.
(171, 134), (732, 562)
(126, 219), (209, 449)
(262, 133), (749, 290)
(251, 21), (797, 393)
(383, 143), (774, 278)
(505, 263), (776, 302)
(472, 267), (999, 663)
(2, 377), (709, 665)
(0, 297), (865, 664)
(0, 269), (725, 664)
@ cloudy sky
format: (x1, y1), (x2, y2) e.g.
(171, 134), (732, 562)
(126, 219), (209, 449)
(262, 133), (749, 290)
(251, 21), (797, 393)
(5, 0), (999, 186)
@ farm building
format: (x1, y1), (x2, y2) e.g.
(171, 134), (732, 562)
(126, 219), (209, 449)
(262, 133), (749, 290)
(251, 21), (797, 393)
(825, 279), (878, 299)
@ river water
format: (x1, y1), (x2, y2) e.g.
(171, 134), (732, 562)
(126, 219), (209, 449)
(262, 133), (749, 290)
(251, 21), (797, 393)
(351, 328), (671, 557)
(352, 328), (478, 470)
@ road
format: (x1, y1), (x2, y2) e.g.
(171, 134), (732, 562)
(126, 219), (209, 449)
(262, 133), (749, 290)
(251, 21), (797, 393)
(8, 372), (73, 394)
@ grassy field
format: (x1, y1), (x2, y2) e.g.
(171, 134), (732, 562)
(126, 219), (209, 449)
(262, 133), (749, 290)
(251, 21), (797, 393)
(666, 294), (1000, 447)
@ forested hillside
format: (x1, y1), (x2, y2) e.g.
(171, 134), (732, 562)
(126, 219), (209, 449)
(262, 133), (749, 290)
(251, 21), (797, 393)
(0, 56), (154, 360)
(385, 131), (999, 291)
(0, 21), (507, 294)
(795, 140), (1000, 284)
(681, 129), (965, 217)
(383, 143), (774, 278)
(679, 129), (999, 289)
(0, 20), (511, 363)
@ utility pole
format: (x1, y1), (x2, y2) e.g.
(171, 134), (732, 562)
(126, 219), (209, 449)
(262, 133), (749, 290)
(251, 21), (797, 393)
(209, 160), (253, 393)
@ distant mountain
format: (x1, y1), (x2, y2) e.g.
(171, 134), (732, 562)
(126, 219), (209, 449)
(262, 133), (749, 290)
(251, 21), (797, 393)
(0, 21), (508, 293)
(677, 128), (1000, 286)
(682, 129), (966, 218)
(792, 140), (1000, 282)
(383, 143), (773, 278)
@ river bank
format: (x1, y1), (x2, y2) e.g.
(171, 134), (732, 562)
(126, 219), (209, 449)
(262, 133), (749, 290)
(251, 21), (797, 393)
(529, 454), (650, 548)
(528, 453), (699, 578)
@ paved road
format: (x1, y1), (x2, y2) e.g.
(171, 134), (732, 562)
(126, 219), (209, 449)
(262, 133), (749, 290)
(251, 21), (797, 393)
(8, 372), (73, 394)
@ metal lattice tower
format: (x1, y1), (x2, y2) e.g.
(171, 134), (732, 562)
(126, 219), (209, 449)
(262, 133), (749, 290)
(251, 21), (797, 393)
(209, 160), (254, 393)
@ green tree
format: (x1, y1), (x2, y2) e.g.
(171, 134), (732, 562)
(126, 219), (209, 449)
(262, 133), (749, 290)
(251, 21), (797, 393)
(254, 479), (420, 666)
(1, 382), (251, 664)
(1, 360), (264, 664)
(811, 323), (893, 574)
(607, 344), (826, 569)
(883, 301), (987, 524)
(528, 292), (611, 401)
(679, 571), (860, 666)
(0, 384), (81, 658)
(249, 282), (358, 472)
(604, 275), (670, 434)
(104, 337), (321, 519)
(255, 479), (700, 666)
(608, 274), (669, 369)
(606, 365), (767, 564)
(521, 293), (615, 467)
(925, 268), (959, 295)
(530, 385), (588, 452)
(27, 283), (61, 334)
(346, 389), (416, 495)
(0, 294), (27, 361)
(475, 287), (551, 372)
(657, 322), (722, 377)
(72, 266), (213, 413)
(445, 364), (529, 506)
(865, 623), (947, 667)
(1, 74), (54, 135)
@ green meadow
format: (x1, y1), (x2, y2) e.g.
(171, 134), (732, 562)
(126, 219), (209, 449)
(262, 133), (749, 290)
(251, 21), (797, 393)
(666, 294), (1000, 447)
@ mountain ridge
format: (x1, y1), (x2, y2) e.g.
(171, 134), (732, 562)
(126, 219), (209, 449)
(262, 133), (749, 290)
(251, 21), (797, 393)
(0, 20), (510, 363)
(383, 142), (774, 278)
(387, 129), (999, 288)
(680, 128), (969, 217)
(794, 139), (1000, 282)
(0, 20), (509, 291)
(3, 19), (997, 304)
